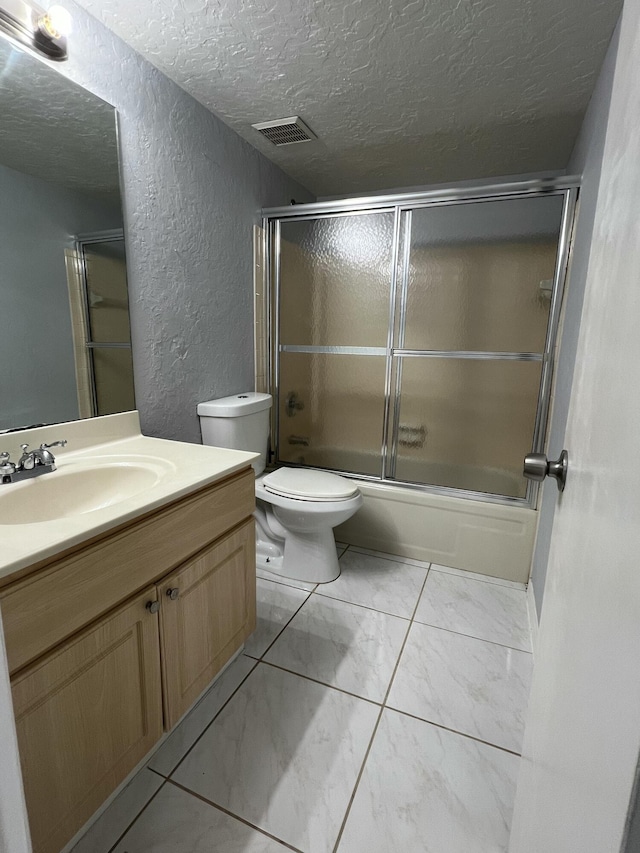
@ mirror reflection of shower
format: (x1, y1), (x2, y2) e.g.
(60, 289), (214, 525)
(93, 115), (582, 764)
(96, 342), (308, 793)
(66, 230), (135, 418)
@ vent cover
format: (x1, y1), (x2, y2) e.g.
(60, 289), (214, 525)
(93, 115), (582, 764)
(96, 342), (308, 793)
(251, 116), (317, 146)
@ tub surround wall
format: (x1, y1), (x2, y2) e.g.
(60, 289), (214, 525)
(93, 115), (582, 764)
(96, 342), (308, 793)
(529, 20), (621, 618)
(52, 0), (313, 444)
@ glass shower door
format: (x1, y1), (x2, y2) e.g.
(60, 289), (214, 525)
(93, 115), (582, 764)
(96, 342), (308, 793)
(390, 194), (565, 498)
(276, 212), (396, 477)
(269, 186), (572, 503)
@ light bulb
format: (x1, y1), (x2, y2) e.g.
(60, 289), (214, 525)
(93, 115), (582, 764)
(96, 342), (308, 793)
(39, 5), (73, 39)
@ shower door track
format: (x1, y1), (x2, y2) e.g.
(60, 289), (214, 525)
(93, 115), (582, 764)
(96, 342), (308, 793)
(264, 176), (580, 509)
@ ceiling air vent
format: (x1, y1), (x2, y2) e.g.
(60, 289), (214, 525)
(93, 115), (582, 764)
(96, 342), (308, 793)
(251, 116), (317, 146)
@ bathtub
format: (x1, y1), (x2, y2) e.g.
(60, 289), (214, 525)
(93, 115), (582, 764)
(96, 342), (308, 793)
(281, 447), (536, 584)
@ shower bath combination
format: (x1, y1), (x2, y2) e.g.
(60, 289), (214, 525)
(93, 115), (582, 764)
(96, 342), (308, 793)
(262, 177), (578, 511)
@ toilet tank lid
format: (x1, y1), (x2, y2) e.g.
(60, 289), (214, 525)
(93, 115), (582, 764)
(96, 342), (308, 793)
(197, 392), (272, 417)
(263, 467), (359, 500)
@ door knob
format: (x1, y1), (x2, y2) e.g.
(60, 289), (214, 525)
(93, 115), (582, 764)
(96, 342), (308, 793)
(166, 587), (179, 600)
(523, 449), (568, 492)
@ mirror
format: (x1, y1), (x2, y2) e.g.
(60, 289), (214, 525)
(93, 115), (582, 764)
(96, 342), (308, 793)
(0, 36), (134, 431)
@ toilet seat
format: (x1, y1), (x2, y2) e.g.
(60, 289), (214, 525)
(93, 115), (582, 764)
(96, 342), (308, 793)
(262, 468), (359, 501)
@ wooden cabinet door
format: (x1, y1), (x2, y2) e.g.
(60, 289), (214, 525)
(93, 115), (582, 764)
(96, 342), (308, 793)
(11, 588), (163, 853)
(158, 519), (256, 728)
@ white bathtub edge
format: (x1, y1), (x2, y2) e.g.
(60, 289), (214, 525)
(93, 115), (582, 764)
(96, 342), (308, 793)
(335, 481), (536, 584)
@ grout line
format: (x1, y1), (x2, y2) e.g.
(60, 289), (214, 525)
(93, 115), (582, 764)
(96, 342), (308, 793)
(383, 707), (523, 758)
(331, 569), (430, 853)
(412, 619), (533, 654)
(259, 659), (383, 708)
(168, 657), (259, 779)
(313, 589), (419, 621)
(256, 569), (317, 594)
(105, 779), (167, 853)
(427, 565), (527, 590)
(166, 779), (304, 853)
(381, 568), (430, 705)
(347, 545), (432, 570)
(147, 766), (167, 780)
(252, 590), (312, 661)
(307, 590), (412, 621)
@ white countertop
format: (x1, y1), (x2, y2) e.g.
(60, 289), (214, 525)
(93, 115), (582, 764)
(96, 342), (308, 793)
(0, 412), (258, 582)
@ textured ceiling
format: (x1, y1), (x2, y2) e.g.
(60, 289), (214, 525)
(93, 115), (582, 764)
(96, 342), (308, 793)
(0, 38), (119, 196)
(72, 0), (621, 196)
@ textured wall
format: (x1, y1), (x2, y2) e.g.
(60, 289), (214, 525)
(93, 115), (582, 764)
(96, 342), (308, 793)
(53, 1), (313, 442)
(0, 163), (122, 430)
(529, 21), (621, 618)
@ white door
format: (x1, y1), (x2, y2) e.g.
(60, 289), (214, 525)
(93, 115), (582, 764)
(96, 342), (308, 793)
(509, 1), (640, 850)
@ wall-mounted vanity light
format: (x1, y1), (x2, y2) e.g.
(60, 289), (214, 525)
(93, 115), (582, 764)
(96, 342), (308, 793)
(0, 0), (71, 60)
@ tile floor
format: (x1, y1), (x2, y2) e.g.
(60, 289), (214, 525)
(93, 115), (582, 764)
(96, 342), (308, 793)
(72, 544), (533, 853)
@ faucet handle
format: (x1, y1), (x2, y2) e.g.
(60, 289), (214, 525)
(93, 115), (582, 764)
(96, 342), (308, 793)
(40, 440), (68, 450)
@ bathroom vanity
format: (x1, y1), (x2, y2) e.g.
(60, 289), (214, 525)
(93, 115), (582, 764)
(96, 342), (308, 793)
(0, 413), (258, 853)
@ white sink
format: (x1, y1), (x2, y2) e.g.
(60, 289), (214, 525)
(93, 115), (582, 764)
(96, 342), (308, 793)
(0, 456), (176, 524)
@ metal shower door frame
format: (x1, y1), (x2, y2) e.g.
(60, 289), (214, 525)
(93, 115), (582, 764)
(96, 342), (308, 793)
(263, 177), (579, 508)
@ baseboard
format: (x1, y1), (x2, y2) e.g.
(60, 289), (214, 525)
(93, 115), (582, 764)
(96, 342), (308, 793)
(526, 581), (539, 657)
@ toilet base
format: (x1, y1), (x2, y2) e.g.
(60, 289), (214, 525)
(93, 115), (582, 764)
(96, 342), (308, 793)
(255, 520), (341, 584)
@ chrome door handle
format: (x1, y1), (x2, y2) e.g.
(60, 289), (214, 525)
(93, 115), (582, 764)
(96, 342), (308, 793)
(523, 449), (568, 492)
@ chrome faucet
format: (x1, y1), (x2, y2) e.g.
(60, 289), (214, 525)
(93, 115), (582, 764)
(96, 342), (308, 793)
(0, 440), (67, 485)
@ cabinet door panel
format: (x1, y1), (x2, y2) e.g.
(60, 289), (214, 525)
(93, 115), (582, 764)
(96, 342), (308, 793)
(11, 589), (163, 853)
(159, 520), (256, 727)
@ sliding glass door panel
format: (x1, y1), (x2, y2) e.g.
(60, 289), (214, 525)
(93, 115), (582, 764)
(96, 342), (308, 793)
(279, 213), (395, 348)
(393, 358), (543, 498)
(404, 196), (564, 353)
(278, 352), (387, 477)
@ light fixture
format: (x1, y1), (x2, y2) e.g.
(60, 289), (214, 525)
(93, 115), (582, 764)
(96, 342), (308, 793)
(0, 0), (71, 60)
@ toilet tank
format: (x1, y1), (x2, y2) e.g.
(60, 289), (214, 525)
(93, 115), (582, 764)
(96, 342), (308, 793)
(197, 392), (272, 475)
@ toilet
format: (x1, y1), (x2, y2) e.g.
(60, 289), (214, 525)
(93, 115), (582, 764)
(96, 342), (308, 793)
(197, 393), (362, 583)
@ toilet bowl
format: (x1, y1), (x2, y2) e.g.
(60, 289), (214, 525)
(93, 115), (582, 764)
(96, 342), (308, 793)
(197, 392), (362, 584)
(255, 467), (362, 583)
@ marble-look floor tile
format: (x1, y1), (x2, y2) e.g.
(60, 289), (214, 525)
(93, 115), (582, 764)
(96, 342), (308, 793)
(244, 578), (309, 658)
(319, 550), (427, 618)
(112, 783), (291, 853)
(336, 541), (349, 557)
(387, 623), (533, 753)
(256, 567), (317, 592)
(429, 563), (526, 590)
(71, 769), (163, 853)
(415, 569), (531, 651)
(148, 654), (257, 776)
(173, 663), (379, 853)
(348, 545), (431, 570)
(338, 709), (519, 853)
(265, 595), (408, 702)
